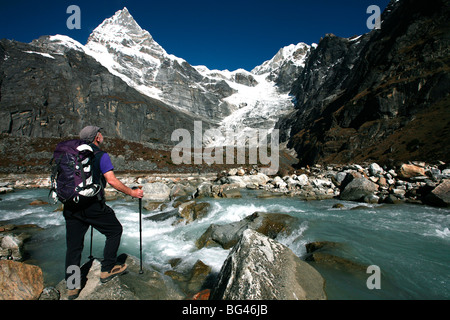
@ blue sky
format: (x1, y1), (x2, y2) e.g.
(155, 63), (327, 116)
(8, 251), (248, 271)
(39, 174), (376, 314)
(1, 0), (390, 71)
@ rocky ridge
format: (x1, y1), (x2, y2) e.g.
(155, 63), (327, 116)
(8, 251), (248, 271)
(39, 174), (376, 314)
(277, 0), (450, 166)
(0, 37), (198, 144)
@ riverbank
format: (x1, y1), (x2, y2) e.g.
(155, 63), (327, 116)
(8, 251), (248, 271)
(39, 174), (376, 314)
(1, 161), (449, 208)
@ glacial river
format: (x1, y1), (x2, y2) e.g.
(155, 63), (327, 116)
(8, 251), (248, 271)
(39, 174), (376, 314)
(1, 188), (449, 299)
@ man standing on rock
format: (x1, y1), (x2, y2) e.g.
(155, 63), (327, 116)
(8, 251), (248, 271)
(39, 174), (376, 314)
(63, 126), (144, 300)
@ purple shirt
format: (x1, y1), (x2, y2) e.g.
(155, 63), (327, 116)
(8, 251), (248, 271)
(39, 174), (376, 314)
(99, 153), (114, 174)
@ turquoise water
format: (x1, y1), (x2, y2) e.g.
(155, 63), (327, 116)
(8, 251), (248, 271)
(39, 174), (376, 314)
(1, 188), (449, 299)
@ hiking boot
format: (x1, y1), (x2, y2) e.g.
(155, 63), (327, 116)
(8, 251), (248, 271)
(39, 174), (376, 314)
(67, 289), (80, 300)
(100, 264), (128, 283)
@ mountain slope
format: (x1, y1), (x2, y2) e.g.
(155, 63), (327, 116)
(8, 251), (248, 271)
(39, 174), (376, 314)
(0, 37), (197, 145)
(278, 0), (450, 166)
(252, 42), (314, 92)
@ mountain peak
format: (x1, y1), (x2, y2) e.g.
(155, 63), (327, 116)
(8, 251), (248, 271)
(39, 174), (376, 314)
(87, 7), (155, 46)
(108, 7), (135, 26)
(252, 42), (311, 75)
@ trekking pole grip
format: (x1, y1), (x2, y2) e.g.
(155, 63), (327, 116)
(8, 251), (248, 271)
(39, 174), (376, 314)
(137, 186), (143, 206)
(132, 186), (143, 198)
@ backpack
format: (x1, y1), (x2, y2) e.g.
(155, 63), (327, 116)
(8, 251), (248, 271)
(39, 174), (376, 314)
(49, 139), (102, 204)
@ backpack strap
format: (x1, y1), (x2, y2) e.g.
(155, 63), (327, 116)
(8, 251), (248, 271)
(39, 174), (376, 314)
(48, 156), (61, 204)
(89, 143), (107, 201)
(75, 154), (88, 189)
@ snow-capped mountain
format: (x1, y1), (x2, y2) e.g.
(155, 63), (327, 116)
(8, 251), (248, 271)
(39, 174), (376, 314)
(252, 42), (311, 75)
(34, 7), (312, 144)
(85, 8), (184, 104)
(86, 8), (311, 128)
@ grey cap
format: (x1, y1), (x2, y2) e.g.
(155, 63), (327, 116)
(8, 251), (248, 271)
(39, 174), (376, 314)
(80, 126), (102, 143)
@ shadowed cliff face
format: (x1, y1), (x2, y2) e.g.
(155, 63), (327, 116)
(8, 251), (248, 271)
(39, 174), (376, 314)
(0, 38), (198, 144)
(277, 0), (450, 167)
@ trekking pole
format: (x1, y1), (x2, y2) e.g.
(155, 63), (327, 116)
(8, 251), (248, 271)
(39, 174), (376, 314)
(88, 226), (94, 260)
(133, 186), (144, 274)
(139, 186), (144, 274)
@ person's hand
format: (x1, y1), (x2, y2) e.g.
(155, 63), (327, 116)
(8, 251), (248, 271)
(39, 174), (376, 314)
(131, 187), (144, 199)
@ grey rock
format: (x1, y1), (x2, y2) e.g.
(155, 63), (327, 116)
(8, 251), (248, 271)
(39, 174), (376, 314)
(39, 286), (61, 300)
(145, 208), (179, 222)
(196, 212), (297, 249)
(340, 178), (379, 201)
(226, 173), (270, 188)
(368, 163), (384, 176)
(195, 182), (213, 198)
(57, 255), (184, 300)
(176, 201), (210, 224)
(142, 182), (171, 202)
(233, 72), (258, 87)
(221, 188), (242, 198)
(424, 179), (450, 207)
(297, 174), (309, 186)
(0, 234), (29, 261)
(210, 229), (326, 300)
(164, 259), (212, 296)
(363, 194), (380, 204)
(383, 194), (404, 204)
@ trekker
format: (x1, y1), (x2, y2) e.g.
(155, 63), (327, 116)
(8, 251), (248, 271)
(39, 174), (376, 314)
(64, 126), (144, 300)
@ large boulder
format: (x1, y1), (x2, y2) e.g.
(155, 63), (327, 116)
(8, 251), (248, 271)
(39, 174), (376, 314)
(164, 259), (212, 296)
(176, 201), (210, 224)
(304, 241), (367, 272)
(210, 230), (326, 300)
(398, 164), (426, 179)
(142, 182), (171, 202)
(0, 233), (30, 261)
(226, 173), (270, 188)
(368, 163), (384, 176)
(340, 177), (379, 201)
(1, 224), (42, 262)
(196, 212), (297, 249)
(56, 255), (184, 300)
(0, 260), (44, 300)
(424, 179), (450, 207)
(297, 174), (309, 186)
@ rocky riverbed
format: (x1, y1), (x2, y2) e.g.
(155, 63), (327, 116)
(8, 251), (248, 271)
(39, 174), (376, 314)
(1, 161), (449, 208)
(1, 161), (449, 300)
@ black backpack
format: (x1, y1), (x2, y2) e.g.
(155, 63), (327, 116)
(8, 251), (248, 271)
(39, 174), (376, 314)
(50, 139), (102, 204)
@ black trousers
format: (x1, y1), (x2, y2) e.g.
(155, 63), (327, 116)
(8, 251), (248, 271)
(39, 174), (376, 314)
(63, 199), (123, 279)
